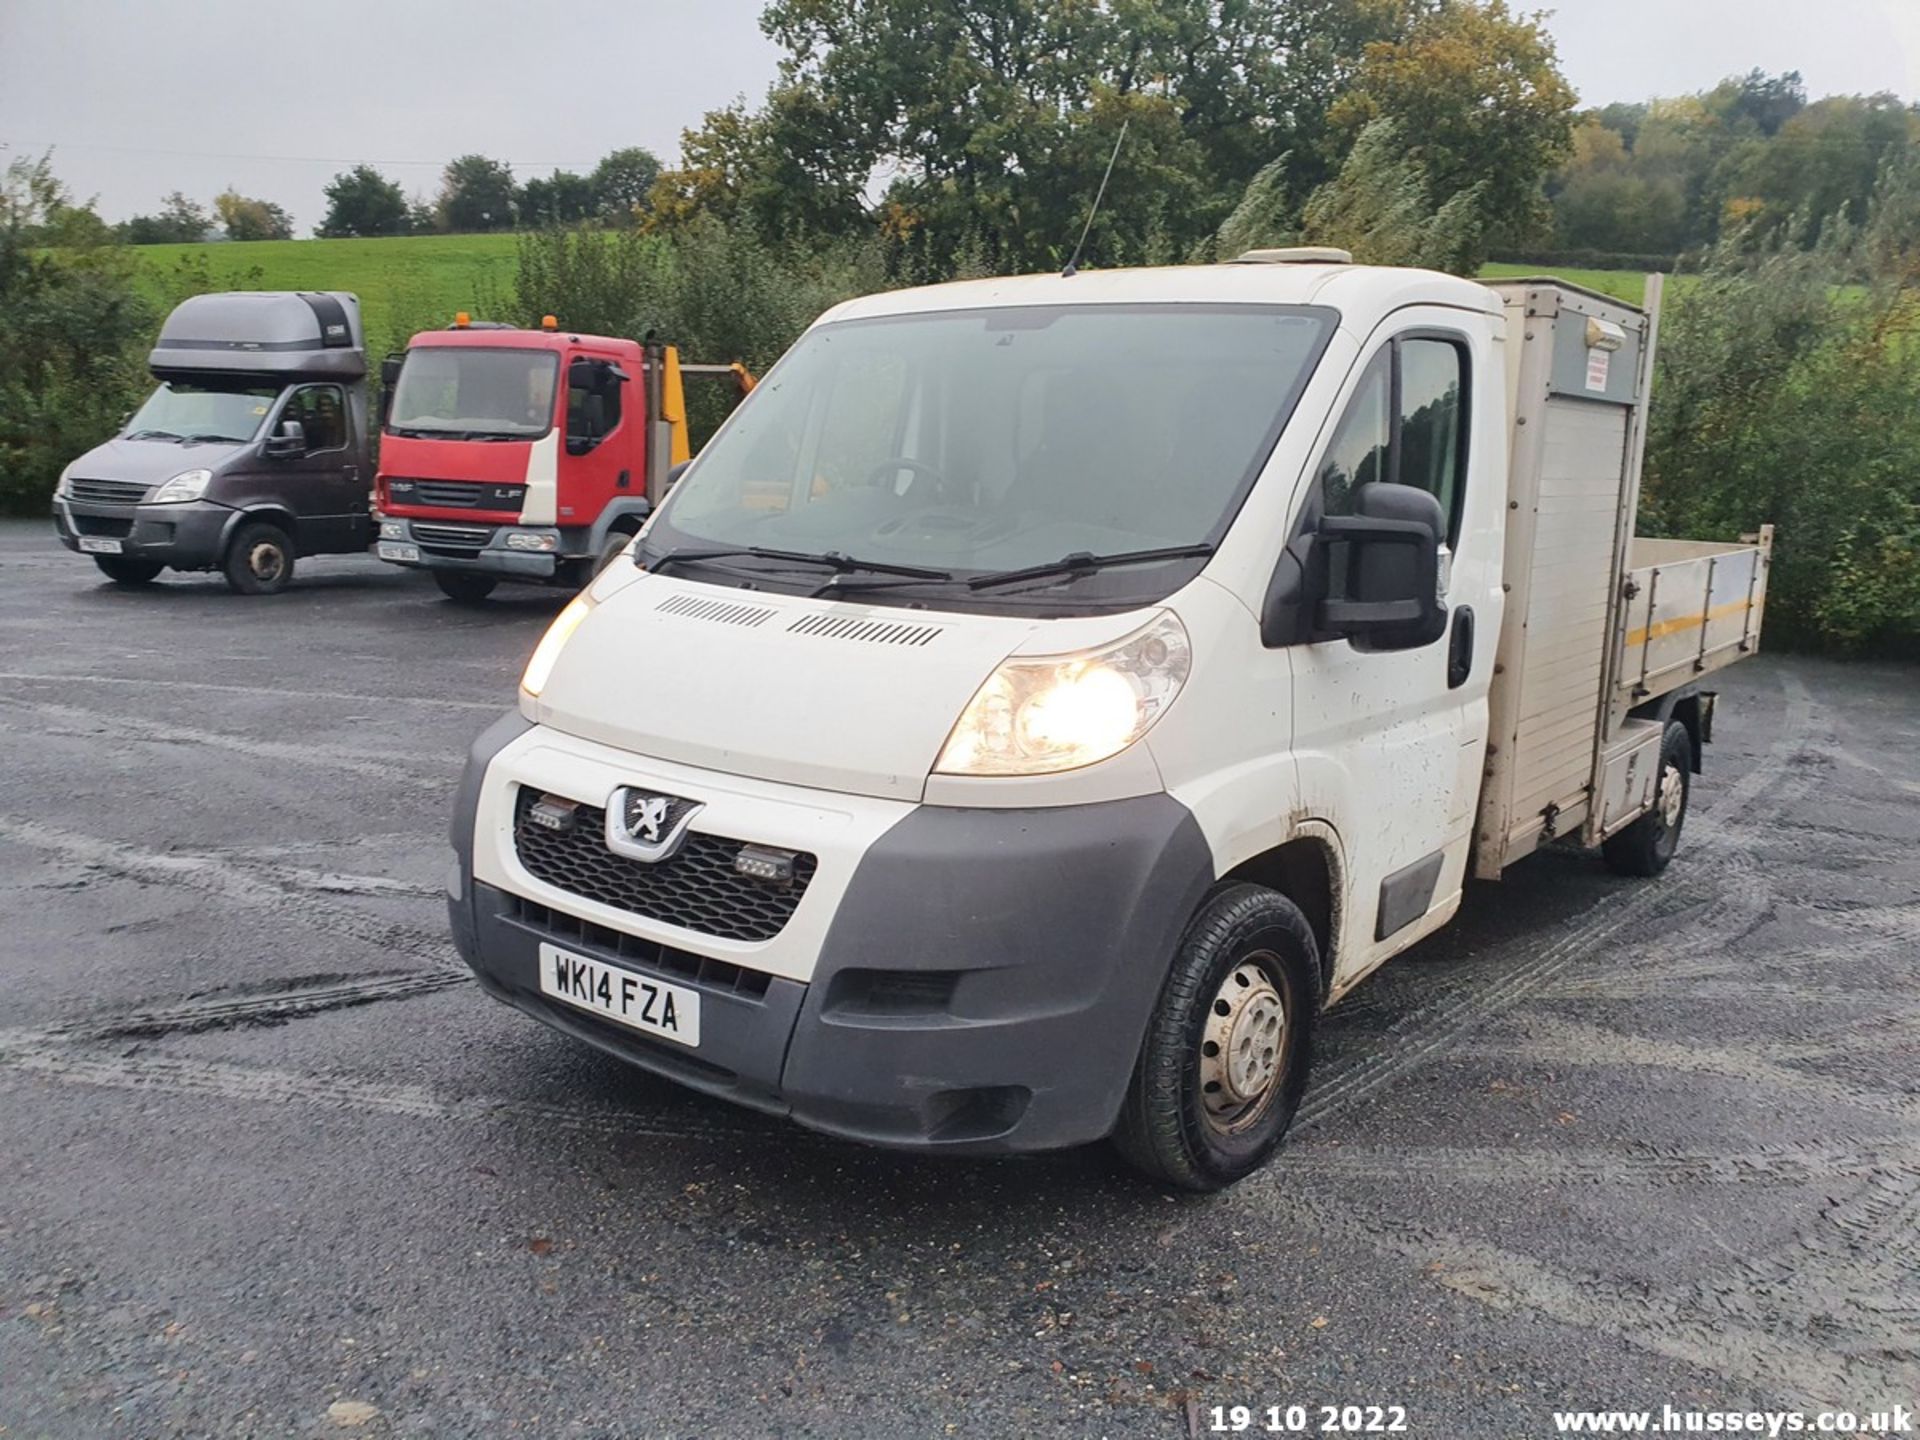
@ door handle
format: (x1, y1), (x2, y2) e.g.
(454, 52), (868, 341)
(1448, 605), (1475, 689)
(617, 469), (630, 489)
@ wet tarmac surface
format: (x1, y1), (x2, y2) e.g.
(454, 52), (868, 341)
(2, 523), (1917, 1438)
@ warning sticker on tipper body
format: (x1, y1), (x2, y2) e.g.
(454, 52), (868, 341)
(1584, 347), (1611, 392)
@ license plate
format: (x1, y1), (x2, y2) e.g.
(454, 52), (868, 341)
(538, 942), (700, 1047)
(377, 541), (420, 562)
(78, 537), (123, 554)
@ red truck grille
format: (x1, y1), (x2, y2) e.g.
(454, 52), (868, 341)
(385, 478), (526, 511)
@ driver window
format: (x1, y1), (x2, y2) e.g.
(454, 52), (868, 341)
(1317, 351), (1389, 517)
(566, 364), (623, 449)
(285, 385), (347, 452)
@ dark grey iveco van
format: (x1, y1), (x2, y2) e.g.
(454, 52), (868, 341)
(53, 291), (374, 594)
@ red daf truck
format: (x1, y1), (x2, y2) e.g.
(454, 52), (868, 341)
(373, 315), (749, 602)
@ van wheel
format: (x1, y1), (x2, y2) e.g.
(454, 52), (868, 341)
(223, 521), (294, 595)
(93, 555), (164, 586)
(1113, 884), (1320, 1192)
(594, 530), (635, 576)
(1602, 721), (1692, 877)
(433, 571), (498, 605)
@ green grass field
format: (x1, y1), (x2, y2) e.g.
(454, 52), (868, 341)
(130, 233), (521, 354)
(127, 234), (1654, 346)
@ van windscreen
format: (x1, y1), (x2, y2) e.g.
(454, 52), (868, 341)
(124, 381), (281, 445)
(651, 303), (1333, 609)
(388, 347), (559, 439)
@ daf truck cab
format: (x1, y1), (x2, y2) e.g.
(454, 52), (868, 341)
(373, 319), (747, 603)
(447, 255), (1771, 1190)
(53, 291), (372, 594)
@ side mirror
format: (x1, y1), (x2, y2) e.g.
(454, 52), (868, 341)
(1310, 483), (1448, 649)
(263, 419), (306, 458)
(666, 459), (692, 489)
(380, 354), (404, 391)
(568, 358), (626, 395)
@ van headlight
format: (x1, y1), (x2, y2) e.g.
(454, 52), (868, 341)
(151, 469), (212, 503)
(935, 612), (1191, 776)
(55, 463), (76, 499)
(520, 591), (596, 699)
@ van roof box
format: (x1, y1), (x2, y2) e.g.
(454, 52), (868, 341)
(149, 291), (366, 382)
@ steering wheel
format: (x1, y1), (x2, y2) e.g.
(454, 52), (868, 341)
(862, 456), (949, 501)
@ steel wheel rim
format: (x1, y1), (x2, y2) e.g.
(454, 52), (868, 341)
(249, 542), (285, 581)
(1657, 761), (1685, 829)
(1198, 952), (1290, 1135)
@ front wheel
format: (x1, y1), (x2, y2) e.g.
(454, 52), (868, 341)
(1112, 884), (1321, 1192)
(433, 571), (498, 605)
(593, 530), (635, 576)
(1602, 720), (1692, 877)
(222, 521), (294, 595)
(93, 555), (164, 586)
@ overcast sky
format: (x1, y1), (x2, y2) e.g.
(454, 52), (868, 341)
(3, 0), (1916, 232)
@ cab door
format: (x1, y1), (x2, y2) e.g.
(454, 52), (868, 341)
(270, 383), (367, 553)
(558, 354), (636, 532)
(1289, 312), (1500, 980)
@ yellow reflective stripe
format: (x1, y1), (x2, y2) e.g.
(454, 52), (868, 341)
(1624, 598), (1751, 647)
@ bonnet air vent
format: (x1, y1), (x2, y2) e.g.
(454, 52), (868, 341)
(787, 613), (943, 647)
(654, 593), (777, 627)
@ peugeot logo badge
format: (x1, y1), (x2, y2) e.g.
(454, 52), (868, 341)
(606, 786), (702, 863)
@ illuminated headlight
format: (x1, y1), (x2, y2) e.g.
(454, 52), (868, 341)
(521, 591), (596, 698)
(505, 531), (558, 552)
(379, 519), (406, 540)
(150, 469), (212, 504)
(935, 612), (1192, 776)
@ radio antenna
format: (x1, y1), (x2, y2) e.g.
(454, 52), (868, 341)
(1062, 117), (1129, 278)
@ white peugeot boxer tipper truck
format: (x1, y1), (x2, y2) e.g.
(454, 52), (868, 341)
(447, 254), (1771, 1190)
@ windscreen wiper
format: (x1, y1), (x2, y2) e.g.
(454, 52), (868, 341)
(647, 545), (951, 582)
(965, 543), (1216, 591)
(180, 433), (246, 445)
(124, 429), (184, 442)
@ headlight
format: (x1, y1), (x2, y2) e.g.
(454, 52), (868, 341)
(505, 530), (558, 552)
(379, 519), (406, 540)
(55, 463), (75, 499)
(520, 591), (596, 698)
(150, 469), (212, 504)
(935, 612), (1192, 776)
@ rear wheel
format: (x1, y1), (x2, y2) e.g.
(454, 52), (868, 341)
(433, 571), (498, 605)
(1602, 720), (1692, 877)
(93, 555), (163, 587)
(222, 521), (294, 595)
(1112, 884), (1320, 1192)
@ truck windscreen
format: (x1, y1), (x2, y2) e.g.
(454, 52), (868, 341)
(654, 303), (1334, 600)
(388, 348), (559, 439)
(124, 381), (281, 444)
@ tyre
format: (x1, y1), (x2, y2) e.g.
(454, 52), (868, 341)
(93, 555), (164, 587)
(1602, 720), (1692, 877)
(594, 530), (635, 576)
(433, 570), (498, 605)
(1113, 884), (1321, 1192)
(222, 521), (295, 595)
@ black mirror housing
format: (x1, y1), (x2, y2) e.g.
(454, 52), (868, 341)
(1310, 483), (1448, 649)
(263, 418), (306, 458)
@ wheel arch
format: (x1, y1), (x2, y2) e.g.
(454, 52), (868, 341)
(1218, 825), (1345, 997)
(223, 504), (300, 553)
(1630, 683), (1711, 775)
(587, 499), (652, 553)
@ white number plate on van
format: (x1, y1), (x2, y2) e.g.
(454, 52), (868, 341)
(538, 942), (700, 1047)
(78, 537), (123, 554)
(377, 541), (420, 562)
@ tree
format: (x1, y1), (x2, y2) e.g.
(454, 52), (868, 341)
(518, 170), (596, 226)
(1298, 119), (1484, 269)
(436, 154), (517, 232)
(589, 147), (663, 224)
(1329, 0), (1576, 262)
(120, 190), (210, 245)
(214, 190), (295, 242)
(319, 165), (409, 237)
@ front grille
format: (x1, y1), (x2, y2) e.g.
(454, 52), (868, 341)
(71, 513), (133, 538)
(412, 521), (495, 552)
(417, 480), (526, 510)
(513, 788), (817, 943)
(67, 478), (149, 505)
(505, 895), (772, 1000)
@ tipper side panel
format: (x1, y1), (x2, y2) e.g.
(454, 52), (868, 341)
(1476, 282), (1649, 878)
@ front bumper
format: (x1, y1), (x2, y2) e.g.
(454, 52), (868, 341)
(449, 716), (1215, 1154)
(54, 498), (231, 569)
(374, 514), (568, 580)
